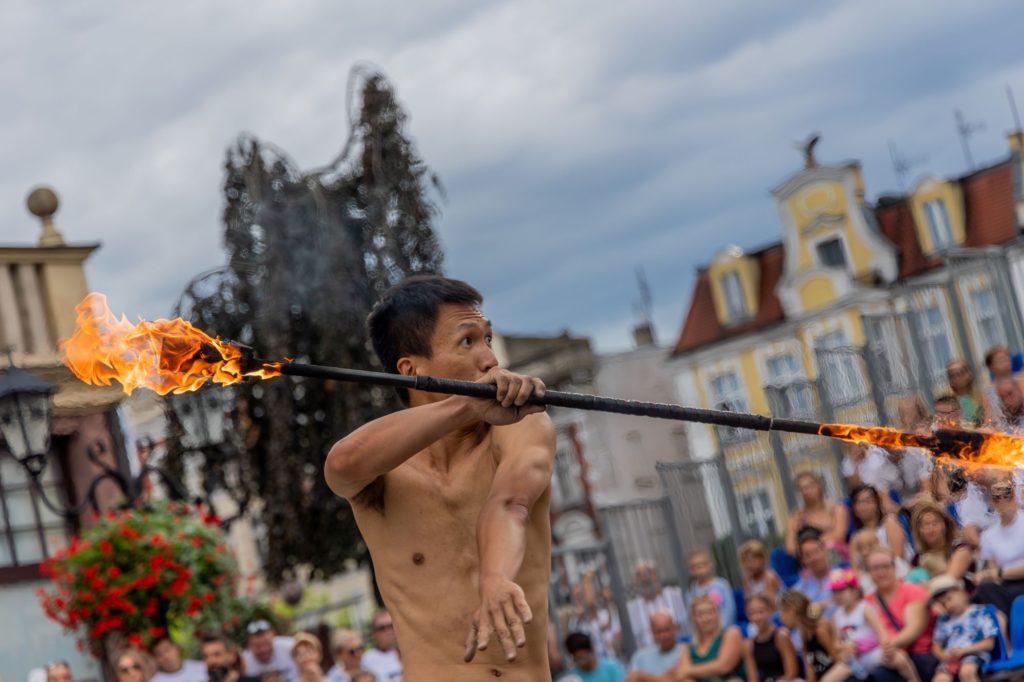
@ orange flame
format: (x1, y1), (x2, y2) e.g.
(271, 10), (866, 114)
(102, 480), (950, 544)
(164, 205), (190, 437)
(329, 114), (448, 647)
(819, 423), (1024, 470)
(60, 293), (282, 395)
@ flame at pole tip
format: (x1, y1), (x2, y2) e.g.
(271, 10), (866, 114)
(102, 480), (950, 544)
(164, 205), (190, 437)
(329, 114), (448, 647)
(59, 293), (283, 395)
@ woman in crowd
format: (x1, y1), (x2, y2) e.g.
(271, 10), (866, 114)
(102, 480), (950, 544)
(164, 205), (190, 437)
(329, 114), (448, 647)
(849, 530), (909, 593)
(114, 649), (155, 682)
(327, 629), (363, 682)
(687, 549), (738, 628)
(784, 473), (849, 559)
(946, 360), (986, 426)
(909, 500), (973, 582)
(672, 595), (745, 682)
(291, 633), (327, 682)
(743, 594), (798, 682)
(975, 478), (1024, 618)
(779, 591), (835, 682)
(739, 540), (783, 602)
(850, 484), (910, 561)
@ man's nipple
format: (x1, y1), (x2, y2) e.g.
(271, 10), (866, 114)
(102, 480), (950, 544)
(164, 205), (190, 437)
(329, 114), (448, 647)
(412, 552), (425, 565)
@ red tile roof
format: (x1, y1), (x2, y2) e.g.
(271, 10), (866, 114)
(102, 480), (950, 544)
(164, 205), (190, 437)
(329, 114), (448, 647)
(672, 158), (1019, 355)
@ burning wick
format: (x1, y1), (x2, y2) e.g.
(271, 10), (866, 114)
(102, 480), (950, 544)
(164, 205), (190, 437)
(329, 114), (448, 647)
(60, 293), (281, 395)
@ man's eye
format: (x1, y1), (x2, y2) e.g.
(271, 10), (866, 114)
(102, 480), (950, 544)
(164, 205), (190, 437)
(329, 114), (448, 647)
(461, 336), (473, 346)
(485, 335), (493, 345)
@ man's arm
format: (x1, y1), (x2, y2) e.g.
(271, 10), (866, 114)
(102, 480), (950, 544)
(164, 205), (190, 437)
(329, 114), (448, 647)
(324, 368), (545, 500)
(465, 412), (555, 663)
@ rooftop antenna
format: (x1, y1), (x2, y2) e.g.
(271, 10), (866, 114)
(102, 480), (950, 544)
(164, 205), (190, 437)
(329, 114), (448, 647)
(955, 109), (985, 172)
(888, 141), (926, 193)
(1008, 85), (1023, 131)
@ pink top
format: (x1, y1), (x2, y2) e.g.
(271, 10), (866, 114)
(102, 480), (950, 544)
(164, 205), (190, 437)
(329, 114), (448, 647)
(866, 581), (934, 654)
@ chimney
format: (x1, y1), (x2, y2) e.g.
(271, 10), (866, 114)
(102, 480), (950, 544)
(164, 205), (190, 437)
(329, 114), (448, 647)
(632, 321), (656, 348)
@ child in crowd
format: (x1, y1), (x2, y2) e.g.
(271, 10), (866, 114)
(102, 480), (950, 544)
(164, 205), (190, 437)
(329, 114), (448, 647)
(821, 569), (919, 682)
(930, 576), (1000, 682)
(906, 551), (947, 585)
(849, 529), (909, 592)
(687, 549), (738, 628)
(740, 540), (783, 601)
(780, 591), (835, 682)
(743, 594), (798, 682)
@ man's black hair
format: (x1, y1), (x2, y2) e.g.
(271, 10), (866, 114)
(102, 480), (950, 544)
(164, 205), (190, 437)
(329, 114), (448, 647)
(564, 631), (594, 655)
(367, 275), (483, 405)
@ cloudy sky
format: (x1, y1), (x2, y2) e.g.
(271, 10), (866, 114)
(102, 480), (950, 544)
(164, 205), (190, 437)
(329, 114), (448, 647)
(3, 0), (1024, 352)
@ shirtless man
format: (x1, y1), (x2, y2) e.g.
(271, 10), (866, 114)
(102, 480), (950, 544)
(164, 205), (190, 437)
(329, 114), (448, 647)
(324, 275), (556, 681)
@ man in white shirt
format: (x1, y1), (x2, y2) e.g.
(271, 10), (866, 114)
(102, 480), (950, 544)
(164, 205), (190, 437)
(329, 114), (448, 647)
(626, 561), (688, 651)
(242, 620), (298, 682)
(360, 611), (403, 682)
(152, 637), (208, 682)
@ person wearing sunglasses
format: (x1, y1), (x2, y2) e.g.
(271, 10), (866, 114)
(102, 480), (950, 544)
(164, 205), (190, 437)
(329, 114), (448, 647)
(975, 479), (1024, 618)
(114, 649), (156, 682)
(361, 611), (402, 681)
(327, 629), (364, 682)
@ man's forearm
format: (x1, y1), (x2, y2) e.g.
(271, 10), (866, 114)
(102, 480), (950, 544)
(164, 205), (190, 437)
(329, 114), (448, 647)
(325, 396), (475, 498)
(477, 499), (529, 585)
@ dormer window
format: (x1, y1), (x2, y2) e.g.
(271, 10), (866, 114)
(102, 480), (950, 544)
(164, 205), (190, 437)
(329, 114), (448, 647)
(924, 199), (953, 250)
(721, 271), (747, 321)
(815, 236), (847, 269)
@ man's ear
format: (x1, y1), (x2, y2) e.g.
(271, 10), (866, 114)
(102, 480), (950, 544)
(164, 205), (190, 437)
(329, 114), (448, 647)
(396, 357), (416, 377)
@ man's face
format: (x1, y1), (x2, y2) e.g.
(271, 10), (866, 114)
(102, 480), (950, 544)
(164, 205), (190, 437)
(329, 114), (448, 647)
(46, 665), (73, 682)
(201, 642), (234, 669)
(152, 639), (182, 673)
(570, 648), (597, 672)
(800, 540), (828, 574)
(934, 400), (961, 427)
(998, 380), (1023, 416)
(650, 614), (678, 652)
(248, 631), (275, 663)
(372, 614), (396, 651)
(406, 304), (497, 385)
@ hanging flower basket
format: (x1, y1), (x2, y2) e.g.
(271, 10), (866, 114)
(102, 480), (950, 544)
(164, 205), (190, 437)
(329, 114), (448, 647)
(37, 500), (239, 657)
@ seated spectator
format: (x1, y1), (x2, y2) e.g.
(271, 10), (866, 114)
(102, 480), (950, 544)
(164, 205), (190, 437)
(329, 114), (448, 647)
(933, 394), (964, 429)
(947, 468), (997, 548)
(994, 377), (1024, 431)
(824, 569), (918, 682)
(863, 547), (938, 682)
(627, 560), (689, 650)
(983, 345), (1019, 420)
(743, 594), (798, 682)
(946, 361), (985, 427)
(570, 569), (622, 660)
(849, 529), (908, 592)
(739, 540), (783, 601)
(45, 661), (73, 682)
(151, 637), (207, 682)
(361, 611), (402, 682)
(779, 590), (836, 682)
(974, 479), (1024, 618)
(842, 444), (899, 507)
(687, 549), (738, 628)
(114, 650), (156, 682)
(564, 631), (626, 682)
(671, 595), (744, 682)
(244, 620), (299, 682)
(291, 633), (326, 682)
(850, 484), (909, 561)
(793, 530), (836, 613)
(891, 396), (935, 498)
(326, 629), (363, 682)
(909, 500), (973, 582)
(785, 473), (849, 558)
(930, 575), (999, 682)
(200, 633), (260, 682)
(626, 611), (682, 678)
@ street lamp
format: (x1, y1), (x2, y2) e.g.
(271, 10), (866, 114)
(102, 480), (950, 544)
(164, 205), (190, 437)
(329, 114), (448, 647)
(0, 363), (57, 477)
(168, 386), (231, 452)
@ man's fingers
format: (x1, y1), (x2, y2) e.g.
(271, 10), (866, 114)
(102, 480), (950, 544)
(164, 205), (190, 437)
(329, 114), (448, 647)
(513, 590), (533, 624)
(476, 615), (494, 652)
(494, 373), (510, 405)
(490, 606), (517, 661)
(532, 377), (546, 398)
(503, 600), (526, 649)
(502, 376), (522, 407)
(464, 620), (479, 663)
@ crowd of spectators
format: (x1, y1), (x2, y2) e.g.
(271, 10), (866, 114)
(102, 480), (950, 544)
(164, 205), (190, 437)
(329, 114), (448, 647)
(556, 348), (1024, 682)
(40, 611), (400, 682)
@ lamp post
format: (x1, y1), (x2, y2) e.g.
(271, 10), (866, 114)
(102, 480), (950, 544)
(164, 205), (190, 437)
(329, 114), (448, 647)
(0, 363), (57, 478)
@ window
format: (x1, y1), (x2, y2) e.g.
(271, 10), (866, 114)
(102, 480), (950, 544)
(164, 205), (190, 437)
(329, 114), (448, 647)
(912, 305), (954, 384)
(971, 288), (1005, 353)
(710, 372), (749, 443)
(816, 237), (847, 269)
(924, 200), (953, 250)
(552, 446), (583, 509)
(0, 452), (69, 577)
(721, 271), (748, 322)
(765, 353), (812, 417)
(816, 331), (865, 404)
(739, 488), (777, 538)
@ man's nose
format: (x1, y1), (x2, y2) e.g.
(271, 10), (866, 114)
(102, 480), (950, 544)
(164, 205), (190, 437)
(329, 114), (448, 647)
(479, 346), (498, 372)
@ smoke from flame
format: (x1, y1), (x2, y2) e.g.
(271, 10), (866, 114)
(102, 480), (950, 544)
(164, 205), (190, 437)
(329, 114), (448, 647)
(60, 293), (281, 395)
